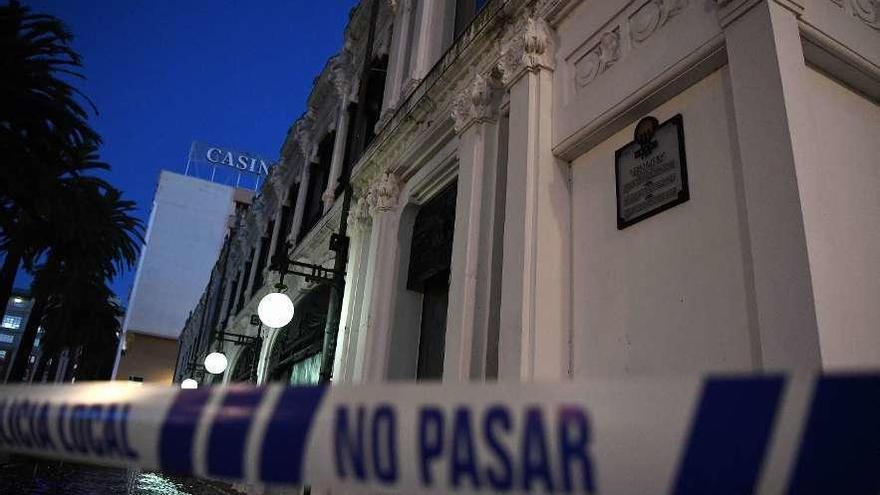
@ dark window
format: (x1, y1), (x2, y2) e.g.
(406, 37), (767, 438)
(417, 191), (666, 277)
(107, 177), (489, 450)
(235, 250), (254, 314)
(407, 183), (457, 380)
(416, 270), (450, 380)
(224, 274), (240, 327)
(455, 0), (488, 37)
(251, 222), (273, 296)
(407, 184), (458, 291)
(274, 206), (292, 260)
(298, 132), (335, 242)
(348, 56), (388, 165)
(335, 102), (360, 197)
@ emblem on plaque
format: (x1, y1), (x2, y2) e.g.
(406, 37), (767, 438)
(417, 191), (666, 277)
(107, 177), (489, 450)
(615, 114), (689, 229)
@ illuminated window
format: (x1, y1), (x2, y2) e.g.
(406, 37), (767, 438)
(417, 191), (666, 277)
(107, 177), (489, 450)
(2, 315), (22, 329)
(0, 333), (14, 344)
(0, 350), (6, 360)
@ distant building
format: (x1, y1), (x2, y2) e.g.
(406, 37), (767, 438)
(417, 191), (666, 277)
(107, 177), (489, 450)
(0, 288), (35, 380)
(115, 170), (253, 383)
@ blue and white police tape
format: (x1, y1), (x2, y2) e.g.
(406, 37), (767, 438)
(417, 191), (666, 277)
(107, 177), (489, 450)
(0, 374), (877, 494)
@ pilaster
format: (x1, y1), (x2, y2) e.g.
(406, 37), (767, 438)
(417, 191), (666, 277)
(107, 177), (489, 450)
(444, 72), (505, 382)
(358, 172), (405, 382)
(332, 194), (374, 383)
(721, 0), (821, 370)
(289, 149), (312, 248)
(497, 16), (571, 382)
(323, 101), (352, 212)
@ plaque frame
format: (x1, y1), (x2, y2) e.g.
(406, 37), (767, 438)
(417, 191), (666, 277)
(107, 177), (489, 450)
(615, 113), (690, 230)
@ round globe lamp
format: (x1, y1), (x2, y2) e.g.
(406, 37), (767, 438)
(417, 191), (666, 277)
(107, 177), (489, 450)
(258, 292), (294, 328)
(204, 352), (228, 375)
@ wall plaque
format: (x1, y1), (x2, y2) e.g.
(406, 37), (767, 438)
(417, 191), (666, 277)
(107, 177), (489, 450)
(615, 114), (689, 229)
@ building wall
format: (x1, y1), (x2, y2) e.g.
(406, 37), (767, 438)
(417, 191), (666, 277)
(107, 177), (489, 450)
(799, 67), (880, 369)
(571, 69), (756, 377)
(0, 290), (34, 380)
(124, 171), (237, 339)
(115, 332), (177, 384)
(176, 0), (880, 391)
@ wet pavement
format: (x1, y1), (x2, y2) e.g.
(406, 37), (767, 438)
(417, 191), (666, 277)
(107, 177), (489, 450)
(0, 457), (245, 494)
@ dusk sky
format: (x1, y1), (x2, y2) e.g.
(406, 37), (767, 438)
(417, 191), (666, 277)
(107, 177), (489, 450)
(22, 0), (359, 305)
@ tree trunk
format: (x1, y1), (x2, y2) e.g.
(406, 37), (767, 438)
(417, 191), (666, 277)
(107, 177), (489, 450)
(0, 240), (23, 311)
(6, 292), (46, 382)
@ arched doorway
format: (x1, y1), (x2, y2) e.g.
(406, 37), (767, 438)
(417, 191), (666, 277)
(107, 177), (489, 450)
(230, 341), (260, 383)
(265, 285), (330, 384)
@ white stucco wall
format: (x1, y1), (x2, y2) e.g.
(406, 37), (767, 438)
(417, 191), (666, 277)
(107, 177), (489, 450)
(123, 171), (236, 339)
(799, 68), (880, 369)
(570, 69), (757, 378)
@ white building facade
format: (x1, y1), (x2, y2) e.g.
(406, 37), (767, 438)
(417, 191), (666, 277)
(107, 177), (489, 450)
(118, 171), (252, 383)
(176, 0), (880, 390)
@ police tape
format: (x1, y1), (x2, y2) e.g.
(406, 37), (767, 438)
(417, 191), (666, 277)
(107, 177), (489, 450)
(0, 374), (877, 494)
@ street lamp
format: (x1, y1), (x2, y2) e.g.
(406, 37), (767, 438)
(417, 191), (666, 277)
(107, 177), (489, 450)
(180, 378), (198, 389)
(258, 291), (294, 328)
(204, 351), (228, 374)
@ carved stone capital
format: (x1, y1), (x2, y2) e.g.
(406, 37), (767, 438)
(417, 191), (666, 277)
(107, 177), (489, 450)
(451, 73), (501, 134)
(348, 194), (373, 231)
(522, 17), (555, 70)
(495, 17), (555, 87)
(369, 171), (401, 214)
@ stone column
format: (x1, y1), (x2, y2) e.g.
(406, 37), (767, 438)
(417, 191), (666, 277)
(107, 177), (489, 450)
(323, 75), (353, 212)
(497, 18), (572, 382)
(289, 142), (313, 248)
(378, 0), (415, 130)
(720, 0), (821, 370)
(443, 73), (505, 381)
(409, 0), (451, 85)
(331, 194), (374, 383)
(357, 172), (406, 382)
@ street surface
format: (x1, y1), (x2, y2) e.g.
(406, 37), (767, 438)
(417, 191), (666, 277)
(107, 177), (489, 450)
(0, 457), (244, 494)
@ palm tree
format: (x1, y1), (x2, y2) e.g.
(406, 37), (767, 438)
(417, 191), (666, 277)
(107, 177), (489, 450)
(7, 178), (142, 382)
(0, 0), (101, 310)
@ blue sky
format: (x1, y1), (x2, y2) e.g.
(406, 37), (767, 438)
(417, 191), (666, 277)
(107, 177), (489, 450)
(22, 0), (359, 305)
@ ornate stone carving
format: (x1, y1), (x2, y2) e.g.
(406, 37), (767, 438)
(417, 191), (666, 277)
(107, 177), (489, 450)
(522, 17), (555, 70)
(575, 28), (620, 88)
(294, 112), (316, 161)
(451, 73), (500, 133)
(573, 0), (690, 90)
(829, 0), (879, 29)
(348, 194), (372, 231)
(630, 0), (688, 44)
(495, 16), (555, 87)
(332, 55), (353, 100)
(370, 171), (401, 213)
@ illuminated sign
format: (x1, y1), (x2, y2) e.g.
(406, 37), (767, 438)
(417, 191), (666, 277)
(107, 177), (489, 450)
(188, 141), (275, 177)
